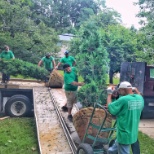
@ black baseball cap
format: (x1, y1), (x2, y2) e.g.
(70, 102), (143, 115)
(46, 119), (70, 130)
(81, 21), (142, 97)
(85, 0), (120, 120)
(63, 64), (70, 69)
(64, 50), (69, 54)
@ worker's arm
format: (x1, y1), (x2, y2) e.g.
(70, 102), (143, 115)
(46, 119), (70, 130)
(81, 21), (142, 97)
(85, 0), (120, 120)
(12, 54), (15, 59)
(38, 60), (43, 67)
(133, 87), (142, 95)
(55, 62), (62, 69)
(52, 60), (56, 69)
(71, 81), (84, 86)
(10, 51), (15, 59)
(106, 87), (114, 107)
(73, 61), (76, 66)
(106, 94), (112, 107)
(11, 55), (15, 60)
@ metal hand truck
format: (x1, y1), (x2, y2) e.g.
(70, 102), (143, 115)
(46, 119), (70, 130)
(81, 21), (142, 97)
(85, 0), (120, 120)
(76, 102), (116, 154)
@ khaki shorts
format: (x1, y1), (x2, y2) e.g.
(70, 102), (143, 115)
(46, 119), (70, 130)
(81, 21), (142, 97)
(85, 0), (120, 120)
(65, 91), (77, 108)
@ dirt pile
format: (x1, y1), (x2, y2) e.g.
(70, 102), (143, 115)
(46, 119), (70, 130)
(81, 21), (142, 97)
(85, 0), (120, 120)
(73, 107), (112, 144)
(46, 70), (63, 88)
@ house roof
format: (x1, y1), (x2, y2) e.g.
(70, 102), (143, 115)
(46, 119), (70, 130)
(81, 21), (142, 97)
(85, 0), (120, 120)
(59, 33), (75, 41)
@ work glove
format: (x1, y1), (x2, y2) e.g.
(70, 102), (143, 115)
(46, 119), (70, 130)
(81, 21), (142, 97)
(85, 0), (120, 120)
(107, 87), (113, 95)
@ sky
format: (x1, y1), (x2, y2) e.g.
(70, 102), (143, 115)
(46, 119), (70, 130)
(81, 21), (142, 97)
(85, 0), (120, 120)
(106, 0), (141, 29)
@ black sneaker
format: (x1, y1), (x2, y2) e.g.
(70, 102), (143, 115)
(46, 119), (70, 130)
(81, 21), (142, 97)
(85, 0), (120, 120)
(61, 106), (68, 112)
(1, 81), (5, 84)
(67, 115), (73, 122)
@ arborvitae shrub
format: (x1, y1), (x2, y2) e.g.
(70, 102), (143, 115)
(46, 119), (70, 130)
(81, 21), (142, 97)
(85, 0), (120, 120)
(0, 59), (48, 80)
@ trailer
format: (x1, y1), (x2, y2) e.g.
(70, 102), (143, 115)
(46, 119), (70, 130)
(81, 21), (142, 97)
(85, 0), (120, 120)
(0, 80), (78, 154)
(0, 80), (40, 117)
(120, 62), (154, 119)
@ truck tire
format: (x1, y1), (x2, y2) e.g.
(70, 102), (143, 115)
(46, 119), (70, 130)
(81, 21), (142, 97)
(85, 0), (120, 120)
(77, 143), (93, 154)
(5, 95), (32, 117)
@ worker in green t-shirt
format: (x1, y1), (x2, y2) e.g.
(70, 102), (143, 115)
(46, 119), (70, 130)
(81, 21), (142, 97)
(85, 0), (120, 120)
(0, 45), (15, 83)
(38, 53), (56, 82)
(107, 81), (144, 154)
(56, 50), (76, 69)
(62, 64), (84, 122)
(38, 53), (56, 72)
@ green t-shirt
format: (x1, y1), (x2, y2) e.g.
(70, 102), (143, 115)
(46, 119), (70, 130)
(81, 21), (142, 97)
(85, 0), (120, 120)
(0, 50), (15, 60)
(64, 67), (78, 91)
(41, 56), (54, 70)
(60, 56), (75, 66)
(108, 94), (144, 144)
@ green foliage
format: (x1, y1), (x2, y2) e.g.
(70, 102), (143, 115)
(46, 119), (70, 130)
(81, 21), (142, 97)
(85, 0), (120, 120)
(70, 19), (109, 107)
(88, 15), (142, 83)
(0, 0), (59, 64)
(136, 0), (154, 65)
(134, 32), (154, 65)
(0, 59), (48, 80)
(30, 0), (106, 32)
(105, 25), (139, 71)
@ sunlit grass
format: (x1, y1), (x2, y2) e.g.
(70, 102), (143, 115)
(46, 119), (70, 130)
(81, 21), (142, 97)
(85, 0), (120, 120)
(138, 131), (154, 154)
(58, 70), (119, 84)
(11, 74), (36, 80)
(0, 118), (39, 154)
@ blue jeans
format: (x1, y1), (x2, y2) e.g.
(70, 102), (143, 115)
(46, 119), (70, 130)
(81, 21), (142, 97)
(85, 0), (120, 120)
(118, 143), (130, 154)
(108, 140), (140, 154)
(108, 140), (118, 154)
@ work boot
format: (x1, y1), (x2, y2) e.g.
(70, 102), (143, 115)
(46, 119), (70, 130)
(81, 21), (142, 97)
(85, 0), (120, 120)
(67, 115), (73, 122)
(61, 106), (68, 112)
(5, 80), (9, 84)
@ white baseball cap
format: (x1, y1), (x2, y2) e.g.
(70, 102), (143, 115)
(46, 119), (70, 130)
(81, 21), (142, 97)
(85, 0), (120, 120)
(118, 81), (132, 89)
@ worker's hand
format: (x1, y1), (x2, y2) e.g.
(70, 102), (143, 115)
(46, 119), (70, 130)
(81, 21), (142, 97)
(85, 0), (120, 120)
(79, 82), (84, 86)
(55, 66), (58, 69)
(112, 89), (119, 99)
(107, 87), (113, 95)
(132, 87), (141, 95)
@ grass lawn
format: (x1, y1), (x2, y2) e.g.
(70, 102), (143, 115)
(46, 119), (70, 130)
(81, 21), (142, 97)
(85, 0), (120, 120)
(0, 117), (153, 154)
(138, 131), (154, 154)
(11, 74), (36, 80)
(0, 118), (39, 154)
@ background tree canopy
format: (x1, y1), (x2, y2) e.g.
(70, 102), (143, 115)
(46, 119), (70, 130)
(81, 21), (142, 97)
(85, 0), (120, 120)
(135, 0), (154, 64)
(0, 0), (153, 105)
(0, 0), (59, 64)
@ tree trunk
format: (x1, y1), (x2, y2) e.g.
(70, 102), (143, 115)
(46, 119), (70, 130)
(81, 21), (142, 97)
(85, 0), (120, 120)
(109, 70), (114, 84)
